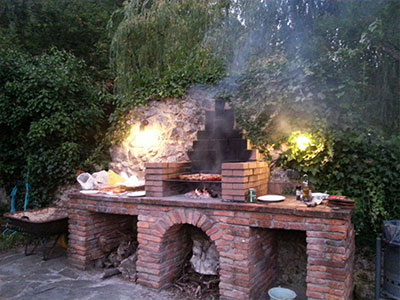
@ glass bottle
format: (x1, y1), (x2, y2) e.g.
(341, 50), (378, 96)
(295, 185), (302, 201)
(301, 174), (312, 202)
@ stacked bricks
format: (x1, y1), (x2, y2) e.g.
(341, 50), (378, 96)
(212, 211), (254, 300)
(68, 193), (354, 300)
(209, 211), (277, 300)
(137, 223), (191, 288)
(68, 197), (136, 269)
(248, 228), (277, 299)
(145, 162), (191, 197)
(246, 139), (262, 162)
(145, 161), (269, 201)
(221, 162), (269, 201)
(306, 221), (355, 300)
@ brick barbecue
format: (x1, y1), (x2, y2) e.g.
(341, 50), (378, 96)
(68, 195), (354, 300)
(68, 102), (355, 299)
(144, 101), (268, 200)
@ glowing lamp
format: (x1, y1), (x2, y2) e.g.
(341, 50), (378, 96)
(296, 135), (311, 151)
(135, 128), (159, 149)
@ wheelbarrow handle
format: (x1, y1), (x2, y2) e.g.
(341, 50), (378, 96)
(24, 183), (30, 211)
(10, 186), (17, 213)
(9, 183), (30, 213)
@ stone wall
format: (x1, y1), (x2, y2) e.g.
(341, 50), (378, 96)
(109, 89), (214, 179)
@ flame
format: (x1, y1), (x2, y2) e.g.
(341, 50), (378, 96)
(296, 135), (311, 151)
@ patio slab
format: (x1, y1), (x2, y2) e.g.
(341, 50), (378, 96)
(0, 248), (183, 300)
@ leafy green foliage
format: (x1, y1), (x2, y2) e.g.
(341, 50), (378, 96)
(282, 131), (400, 246)
(111, 0), (225, 92)
(228, 56), (327, 150)
(0, 47), (108, 207)
(216, 0), (399, 246)
(0, 0), (123, 81)
(0, 0), (397, 248)
(0, 232), (27, 252)
(0, 0), (121, 209)
(284, 130), (334, 172)
(223, 0), (399, 137)
(108, 0), (226, 141)
(308, 0), (400, 135)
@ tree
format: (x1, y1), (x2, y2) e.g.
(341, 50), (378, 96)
(0, 46), (107, 207)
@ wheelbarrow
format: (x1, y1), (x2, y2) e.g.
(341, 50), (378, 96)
(1, 182), (30, 238)
(3, 207), (68, 260)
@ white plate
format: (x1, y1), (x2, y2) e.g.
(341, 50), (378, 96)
(257, 195), (285, 202)
(105, 191), (127, 196)
(80, 190), (99, 194)
(312, 192), (329, 199)
(127, 191), (146, 197)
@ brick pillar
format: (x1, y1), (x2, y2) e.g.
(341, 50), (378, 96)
(68, 206), (102, 269)
(68, 199), (136, 269)
(249, 228), (277, 299)
(145, 162), (191, 197)
(218, 225), (252, 300)
(306, 219), (355, 300)
(218, 226), (277, 300)
(221, 162), (269, 202)
(136, 220), (188, 288)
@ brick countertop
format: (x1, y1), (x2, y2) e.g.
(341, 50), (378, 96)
(68, 192), (355, 299)
(69, 192), (353, 220)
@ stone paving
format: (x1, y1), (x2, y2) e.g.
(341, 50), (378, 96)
(0, 248), (183, 300)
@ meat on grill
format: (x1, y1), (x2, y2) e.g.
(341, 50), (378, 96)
(177, 173), (221, 181)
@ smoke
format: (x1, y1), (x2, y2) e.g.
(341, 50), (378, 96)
(196, 1), (322, 136)
(190, 0), (399, 152)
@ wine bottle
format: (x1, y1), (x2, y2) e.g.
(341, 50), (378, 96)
(301, 174), (312, 202)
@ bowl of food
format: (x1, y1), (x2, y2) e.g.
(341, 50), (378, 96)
(312, 192), (329, 204)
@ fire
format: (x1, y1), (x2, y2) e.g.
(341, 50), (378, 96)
(186, 187), (213, 199)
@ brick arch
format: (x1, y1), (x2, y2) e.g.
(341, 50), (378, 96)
(137, 208), (223, 290)
(155, 208), (223, 245)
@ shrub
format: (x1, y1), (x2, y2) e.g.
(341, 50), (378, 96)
(281, 129), (400, 246)
(0, 0), (124, 81)
(0, 46), (108, 208)
(108, 0), (226, 142)
(221, 0), (400, 246)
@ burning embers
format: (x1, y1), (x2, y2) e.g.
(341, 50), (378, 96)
(174, 173), (221, 199)
(185, 187), (218, 199)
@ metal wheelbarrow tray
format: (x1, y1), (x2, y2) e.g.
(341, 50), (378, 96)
(3, 207), (68, 260)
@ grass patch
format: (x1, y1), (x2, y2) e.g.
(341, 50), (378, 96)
(0, 204), (27, 252)
(0, 233), (26, 252)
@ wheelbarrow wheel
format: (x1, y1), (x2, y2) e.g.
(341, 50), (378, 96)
(24, 235), (43, 256)
(43, 234), (63, 261)
(58, 233), (68, 249)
